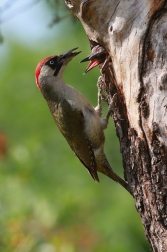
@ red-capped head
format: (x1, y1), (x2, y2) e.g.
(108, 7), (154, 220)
(35, 56), (52, 89)
(35, 48), (81, 90)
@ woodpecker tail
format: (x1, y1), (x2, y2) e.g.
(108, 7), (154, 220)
(96, 153), (130, 193)
(104, 167), (129, 192)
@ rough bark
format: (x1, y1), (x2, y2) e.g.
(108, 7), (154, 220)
(65, 0), (167, 251)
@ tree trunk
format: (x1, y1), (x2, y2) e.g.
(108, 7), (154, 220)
(65, 0), (167, 251)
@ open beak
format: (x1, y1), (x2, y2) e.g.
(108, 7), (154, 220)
(80, 45), (107, 73)
(60, 47), (81, 62)
(81, 58), (103, 73)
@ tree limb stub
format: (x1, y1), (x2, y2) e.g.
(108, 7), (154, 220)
(65, 0), (167, 251)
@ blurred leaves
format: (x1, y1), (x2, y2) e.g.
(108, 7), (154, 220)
(0, 0), (73, 44)
(0, 0), (73, 29)
(47, 0), (75, 26)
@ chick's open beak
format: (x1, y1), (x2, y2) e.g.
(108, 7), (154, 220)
(80, 45), (107, 73)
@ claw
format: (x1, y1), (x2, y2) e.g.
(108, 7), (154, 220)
(95, 76), (106, 116)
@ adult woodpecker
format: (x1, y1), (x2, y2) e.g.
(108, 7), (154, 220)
(80, 45), (110, 74)
(35, 48), (129, 192)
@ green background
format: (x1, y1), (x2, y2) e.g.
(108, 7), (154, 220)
(0, 3), (150, 251)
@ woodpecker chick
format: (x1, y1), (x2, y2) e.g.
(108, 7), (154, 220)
(80, 45), (110, 73)
(35, 48), (129, 192)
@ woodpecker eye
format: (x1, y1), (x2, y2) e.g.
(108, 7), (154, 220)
(49, 60), (54, 65)
(45, 56), (59, 72)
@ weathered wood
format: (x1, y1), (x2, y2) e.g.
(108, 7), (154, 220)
(65, 0), (167, 251)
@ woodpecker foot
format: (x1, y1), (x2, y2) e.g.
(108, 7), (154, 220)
(100, 93), (123, 129)
(94, 104), (102, 117)
(95, 76), (108, 116)
(97, 76), (107, 101)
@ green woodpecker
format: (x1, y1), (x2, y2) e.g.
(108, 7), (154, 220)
(35, 48), (129, 192)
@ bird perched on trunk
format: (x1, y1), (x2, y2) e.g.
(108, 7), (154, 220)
(80, 44), (110, 74)
(35, 48), (129, 192)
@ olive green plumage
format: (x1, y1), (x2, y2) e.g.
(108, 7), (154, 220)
(35, 48), (129, 192)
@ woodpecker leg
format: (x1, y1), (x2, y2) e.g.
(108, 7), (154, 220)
(100, 94), (117, 129)
(94, 76), (107, 117)
(100, 93), (123, 129)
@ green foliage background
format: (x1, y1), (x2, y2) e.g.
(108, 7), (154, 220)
(0, 10), (150, 252)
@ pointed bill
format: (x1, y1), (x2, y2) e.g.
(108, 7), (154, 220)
(84, 59), (101, 73)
